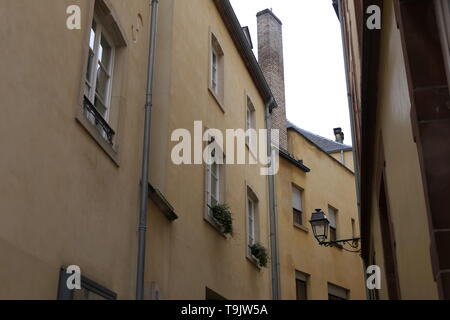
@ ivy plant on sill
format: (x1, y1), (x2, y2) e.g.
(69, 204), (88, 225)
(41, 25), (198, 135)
(209, 204), (233, 236)
(249, 243), (268, 268)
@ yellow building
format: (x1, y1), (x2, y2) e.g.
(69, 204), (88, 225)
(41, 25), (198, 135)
(275, 124), (365, 300)
(0, 0), (153, 299)
(256, 9), (365, 300)
(338, 0), (450, 299)
(0, 0), (365, 300)
(0, 0), (275, 300)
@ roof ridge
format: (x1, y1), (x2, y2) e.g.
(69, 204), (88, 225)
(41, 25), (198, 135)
(287, 120), (352, 151)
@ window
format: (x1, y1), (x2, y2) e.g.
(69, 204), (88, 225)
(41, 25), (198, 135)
(292, 185), (303, 226)
(77, 0), (127, 161)
(206, 152), (222, 214)
(211, 49), (219, 94)
(248, 196), (256, 246)
(246, 187), (260, 256)
(84, 17), (115, 143)
(295, 271), (309, 300)
(209, 33), (224, 106)
(246, 97), (256, 149)
(205, 135), (225, 222)
(57, 268), (116, 300)
(328, 283), (348, 300)
(436, 0), (450, 88)
(328, 206), (338, 242)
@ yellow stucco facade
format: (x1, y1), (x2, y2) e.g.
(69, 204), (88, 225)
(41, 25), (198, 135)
(0, 0), (366, 300)
(146, 0), (273, 300)
(330, 150), (354, 172)
(277, 129), (365, 300)
(0, 0), (153, 299)
(0, 0), (273, 300)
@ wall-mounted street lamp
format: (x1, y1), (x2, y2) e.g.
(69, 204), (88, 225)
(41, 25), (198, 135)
(309, 209), (360, 252)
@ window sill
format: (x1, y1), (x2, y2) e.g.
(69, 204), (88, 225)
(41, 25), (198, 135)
(204, 215), (228, 239)
(148, 183), (178, 221)
(208, 87), (225, 113)
(246, 255), (262, 271)
(75, 108), (120, 167)
(294, 223), (309, 233)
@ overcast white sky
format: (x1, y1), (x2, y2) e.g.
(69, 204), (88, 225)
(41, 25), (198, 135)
(230, 0), (352, 145)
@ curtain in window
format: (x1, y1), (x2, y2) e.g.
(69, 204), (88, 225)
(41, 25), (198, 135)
(292, 187), (302, 211)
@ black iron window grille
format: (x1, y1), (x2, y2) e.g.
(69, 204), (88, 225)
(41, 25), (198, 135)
(83, 96), (115, 145)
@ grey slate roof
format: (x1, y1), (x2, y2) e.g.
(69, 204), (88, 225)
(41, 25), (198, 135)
(287, 121), (352, 154)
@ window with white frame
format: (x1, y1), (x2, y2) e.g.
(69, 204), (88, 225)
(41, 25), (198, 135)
(246, 97), (256, 148)
(84, 16), (116, 143)
(85, 18), (115, 119)
(248, 197), (256, 245)
(211, 48), (219, 94)
(205, 140), (224, 217)
(207, 160), (220, 209)
(210, 34), (224, 102)
(328, 206), (338, 242)
(436, 0), (450, 88)
(292, 185), (303, 226)
(246, 187), (259, 251)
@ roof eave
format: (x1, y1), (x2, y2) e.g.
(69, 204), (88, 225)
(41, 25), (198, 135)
(279, 150), (311, 173)
(359, 0), (383, 261)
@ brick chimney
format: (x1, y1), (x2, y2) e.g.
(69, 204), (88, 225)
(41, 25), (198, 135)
(257, 9), (288, 151)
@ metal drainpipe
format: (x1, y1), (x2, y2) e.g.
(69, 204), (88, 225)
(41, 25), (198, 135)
(136, 0), (159, 300)
(265, 98), (281, 300)
(337, 0), (361, 208)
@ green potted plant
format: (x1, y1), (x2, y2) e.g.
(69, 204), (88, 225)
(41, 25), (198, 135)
(209, 204), (233, 236)
(249, 243), (268, 268)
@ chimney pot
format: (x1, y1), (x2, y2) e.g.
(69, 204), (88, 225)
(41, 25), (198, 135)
(333, 128), (344, 144)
